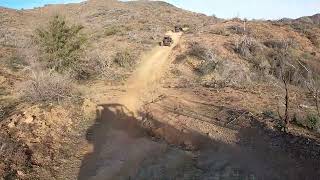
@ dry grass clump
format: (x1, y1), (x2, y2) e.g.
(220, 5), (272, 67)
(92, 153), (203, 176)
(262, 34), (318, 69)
(20, 71), (76, 104)
(264, 39), (292, 49)
(76, 51), (112, 80)
(306, 32), (320, 48)
(5, 55), (29, 71)
(187, 42), (218, 75)
(187, 42), (215, 62)
(234, 36), (260, 57)
(104, 26), (119, 36)
(173, 54), (187, 64)
(209, 27), (230, 36)
(113, 50), (136, 68)
(227, 25), (246, 35)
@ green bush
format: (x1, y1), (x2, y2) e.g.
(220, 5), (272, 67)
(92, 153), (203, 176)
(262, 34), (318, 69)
(306, 114), (320, 130)
(34, 15), (86, 73)
(263, 110), (276, 118)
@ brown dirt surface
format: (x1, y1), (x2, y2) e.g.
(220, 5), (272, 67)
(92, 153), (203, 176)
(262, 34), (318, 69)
(1, 0), (320, 180)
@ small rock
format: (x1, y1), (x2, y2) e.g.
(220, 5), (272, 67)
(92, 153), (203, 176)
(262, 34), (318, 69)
(8, 121), (16, 128)
(24, 115), (35, 124)
(0, 76), (6, 84)
(17, 170), (25, 177)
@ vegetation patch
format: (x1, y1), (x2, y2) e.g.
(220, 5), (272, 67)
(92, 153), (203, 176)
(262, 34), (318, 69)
(113, 50), (136, 68)
(20, 71), (77, 104)
(187, 42), (216, 62)
(104, 26), (119, 36)
(306, 114), (320, 131)
(5, 55), (29, 71)
(234, 36), (260, 58)
(263, 110), (276, 119)
(34, 15), (86, 73)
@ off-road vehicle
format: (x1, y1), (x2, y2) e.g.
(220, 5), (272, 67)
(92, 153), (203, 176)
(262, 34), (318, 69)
(160, 35), (173, 46)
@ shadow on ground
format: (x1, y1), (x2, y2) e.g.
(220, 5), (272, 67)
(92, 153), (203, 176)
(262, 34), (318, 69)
(78, 104), (320, 180)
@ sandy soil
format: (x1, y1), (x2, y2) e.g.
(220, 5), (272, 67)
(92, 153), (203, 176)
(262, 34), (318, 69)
(118, 31), (182, 113)
(78, 32), (189, 180)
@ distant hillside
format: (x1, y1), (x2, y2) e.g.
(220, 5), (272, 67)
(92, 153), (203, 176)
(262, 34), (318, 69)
(297, 13), (320, 24)
(280, 13), (320, 24)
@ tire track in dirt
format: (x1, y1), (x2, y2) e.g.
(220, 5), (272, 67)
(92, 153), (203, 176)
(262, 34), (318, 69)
(118, 31), (182, 113)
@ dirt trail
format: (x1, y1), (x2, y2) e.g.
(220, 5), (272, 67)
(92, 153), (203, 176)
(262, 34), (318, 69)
(78, 30), (320, 180)
(119, 31), (182, 113)
(78, 32), (188, 180)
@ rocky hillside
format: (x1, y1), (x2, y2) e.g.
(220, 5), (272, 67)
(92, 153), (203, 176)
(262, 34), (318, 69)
(0, 0), (320, 179)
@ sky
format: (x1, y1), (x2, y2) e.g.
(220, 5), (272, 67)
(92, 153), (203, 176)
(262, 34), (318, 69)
(0, 0), (319, 20)
(0, 0), (84, 9)
(164, 0), (320, 19)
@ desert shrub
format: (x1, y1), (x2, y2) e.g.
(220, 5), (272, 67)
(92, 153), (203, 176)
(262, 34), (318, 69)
(34, 15), (86, 73)
(263, 38), (310, 86)
(20, 71), (76, 104)
(104, 26), (118, 36)
(113, 50), (136, 67)
(249, 54), (271, 78)
(209, 60), (251, 87)
(187, 42), (218, 75)
(234, 36), (259, 57)
(267, 48), (306, 85)
(306, 32), (320, 48)
(187, 42), (215, 62)
(210, 28), (230, 36)
(188, 42), (207, 59)
(274, 119), (287, 131)
(290, 23), (310, 33)
(306, 114), (320, 130)
(292, 113), (304, 126)
(263, 110), (276, 118)
(195, 61), (217, 75)
(5, 55), (29, 71)
(264, 39), (293, 49)
(173, 54), (187, 64)
(227, 25), (245, 35)
(301, 52), (315, 61)
(170, 68), (182, 76)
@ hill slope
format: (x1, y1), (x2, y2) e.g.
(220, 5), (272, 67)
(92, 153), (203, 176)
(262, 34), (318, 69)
(0, 1), (320, 179)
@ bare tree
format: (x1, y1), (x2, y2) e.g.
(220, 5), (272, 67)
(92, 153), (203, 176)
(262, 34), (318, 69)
(277, 61), (293, 132)
(275, 43), (296, 132)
